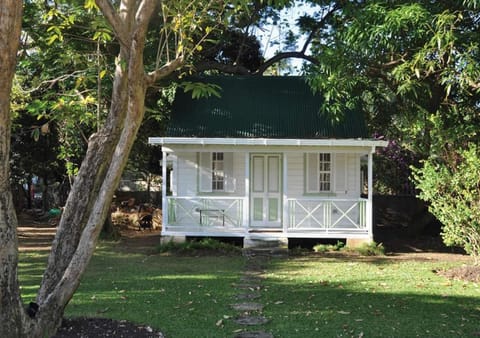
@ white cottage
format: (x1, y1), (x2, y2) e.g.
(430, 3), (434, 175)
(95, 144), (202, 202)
(149, 76), (386, 247)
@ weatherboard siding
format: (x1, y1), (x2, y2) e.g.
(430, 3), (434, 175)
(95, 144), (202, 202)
(174, 150), (362, 199)
(287, 152), (304, 198)
(176, 152), (197, 196)
(232, 152), (246, 195)
(347, 154), (360, 197)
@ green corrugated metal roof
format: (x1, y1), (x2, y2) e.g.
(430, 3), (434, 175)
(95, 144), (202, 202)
(166, 76), (368, 139)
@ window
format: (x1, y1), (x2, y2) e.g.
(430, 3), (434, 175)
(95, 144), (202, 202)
(212, 152), (224, 191)
(199, 152), (235, 193)
(318, 153), (331, 191)
(306, 153), (332, 193)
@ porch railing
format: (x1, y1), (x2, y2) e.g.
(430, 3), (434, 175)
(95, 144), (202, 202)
(287, 198), (367, 231)
(167, 197), (244, 228)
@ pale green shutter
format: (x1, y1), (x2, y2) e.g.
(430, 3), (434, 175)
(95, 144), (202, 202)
(224, 152), (235, 192)
(335, 153), (346, 193)
(199, 152), (212, 192)
(306, 153), (318, 193)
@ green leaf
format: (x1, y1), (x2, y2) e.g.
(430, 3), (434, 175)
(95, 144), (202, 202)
(32, 128), (40, 142)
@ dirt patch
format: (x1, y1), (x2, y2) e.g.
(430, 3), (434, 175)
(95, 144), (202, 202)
(115, 227), (162, 255)
(437, 265), (480, 283)
(53, 317), (164, 337)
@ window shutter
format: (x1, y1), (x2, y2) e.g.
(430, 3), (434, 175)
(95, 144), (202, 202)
(306, 153), (318, 193)
(169, 155), (177, 195)
(335, 153), (346, 193)
(224, 152), (235, 192)
(199, 152), (212, 192)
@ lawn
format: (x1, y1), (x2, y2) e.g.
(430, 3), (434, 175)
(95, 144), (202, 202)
(261, 254), (480, 337)
(19, 243), (244, 337)
(19, 243), (480, 337)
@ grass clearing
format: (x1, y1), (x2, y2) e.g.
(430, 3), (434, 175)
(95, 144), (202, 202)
(19, 242), (480, 337)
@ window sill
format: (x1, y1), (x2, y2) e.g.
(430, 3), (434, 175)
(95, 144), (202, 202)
(197, 192), (238, 196)
(303, 192), (337, 197)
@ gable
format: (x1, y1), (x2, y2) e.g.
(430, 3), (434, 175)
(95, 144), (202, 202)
(166, 76), (368, 139)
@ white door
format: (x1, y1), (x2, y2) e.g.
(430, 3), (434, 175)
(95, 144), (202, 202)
(250, 154), (282, 228)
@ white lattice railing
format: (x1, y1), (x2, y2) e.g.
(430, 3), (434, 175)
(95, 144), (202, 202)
(288, 198), (367, 231)
(167, 197), (244, 228)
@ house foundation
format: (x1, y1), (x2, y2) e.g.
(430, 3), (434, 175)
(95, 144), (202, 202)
(160, 235), (186, 245)
(346, 237), (372, 248)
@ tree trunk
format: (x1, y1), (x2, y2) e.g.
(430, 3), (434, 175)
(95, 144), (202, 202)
(0, 1), (35, 337)
(2, 0), (186, 336)
(29, 1), (155, 336)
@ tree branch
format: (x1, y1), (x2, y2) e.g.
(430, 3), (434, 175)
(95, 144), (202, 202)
(95, 0), (130, 48)
(194, 51), (320, 76)
(257, 51), (319, 74)
(194, 60), (253, 75)
(300, 4), (340, 54)
(146, 56), (185, 85)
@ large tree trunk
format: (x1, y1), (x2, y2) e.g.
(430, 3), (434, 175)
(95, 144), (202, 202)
(0, 1), (33, 337)
(28, 1), (155, 336)
(2, 0), (185, 336)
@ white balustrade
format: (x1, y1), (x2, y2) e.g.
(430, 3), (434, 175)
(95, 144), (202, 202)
(167, 197), (244, 228)
(288, 198), (367, 231)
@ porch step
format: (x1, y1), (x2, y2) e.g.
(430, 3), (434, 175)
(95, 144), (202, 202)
(243, 235), (288, 257)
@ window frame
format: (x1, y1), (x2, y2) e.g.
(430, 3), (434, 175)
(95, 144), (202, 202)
(318, 153), (332, 192)
(198, 151), (235, 194)
(211, 152), (225, 191)
(306, 152), (334, 194)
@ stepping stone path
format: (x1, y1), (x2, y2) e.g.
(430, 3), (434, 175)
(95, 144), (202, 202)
(230, 250), (275, 338)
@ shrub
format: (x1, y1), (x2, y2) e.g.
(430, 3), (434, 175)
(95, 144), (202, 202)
(413, 145), (480, 263)
(313, 241), (345, 253)
(156, 238), (241, 255)
(352, 241), (385, 256)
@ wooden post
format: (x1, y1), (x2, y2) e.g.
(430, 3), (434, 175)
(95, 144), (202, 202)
(366, 148), (374, 240)
(162, 150), (168, 232)
(244, 152), (250, 232)
(282, 153), (288, 233)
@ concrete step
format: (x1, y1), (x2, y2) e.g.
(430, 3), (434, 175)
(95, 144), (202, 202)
(243, 235), (289, 257)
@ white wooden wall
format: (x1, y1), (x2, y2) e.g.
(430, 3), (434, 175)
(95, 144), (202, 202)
(286, 152), (360, 199)
(175, 151), (246, 197)
(173, 151), (360, 198)
(175, 152), (196, 196)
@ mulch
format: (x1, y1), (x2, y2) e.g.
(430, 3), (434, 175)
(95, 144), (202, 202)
(53, 317), (164, 337)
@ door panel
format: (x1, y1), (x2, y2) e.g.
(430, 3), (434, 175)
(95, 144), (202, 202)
(252, 156), (264, 192)
(253, 198), (263, 221)
(250, 154), (282, 228)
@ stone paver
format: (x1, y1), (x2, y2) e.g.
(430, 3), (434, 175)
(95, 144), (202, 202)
(231, 302), (264, 311)
(230, 249), (277, 337)
(235, 293), (261, 300)
(234, 316), (269, 326)
(234, 331), (274, 338)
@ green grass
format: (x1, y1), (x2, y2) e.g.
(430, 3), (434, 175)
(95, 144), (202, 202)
(19, 244), (480, 337)
(19, 242), (244, 337)
(261, 255), (480, 337)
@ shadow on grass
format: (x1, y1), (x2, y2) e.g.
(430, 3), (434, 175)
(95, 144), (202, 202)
(19, 244), (479, 338)
(39, 245), (243, 337)
(259, 256), (480, 338)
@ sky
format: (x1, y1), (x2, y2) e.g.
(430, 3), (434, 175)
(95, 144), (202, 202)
(253, 1), (320, 74)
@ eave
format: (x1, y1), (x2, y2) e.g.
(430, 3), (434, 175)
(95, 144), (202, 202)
(148, 137), (388, 149)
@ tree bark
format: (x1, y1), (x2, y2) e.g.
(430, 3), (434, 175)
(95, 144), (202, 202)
(30, 0), (156, 336)
(0, 1), (34, 337)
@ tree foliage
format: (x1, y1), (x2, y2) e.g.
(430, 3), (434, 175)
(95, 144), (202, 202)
(303, 0), (480, 255)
